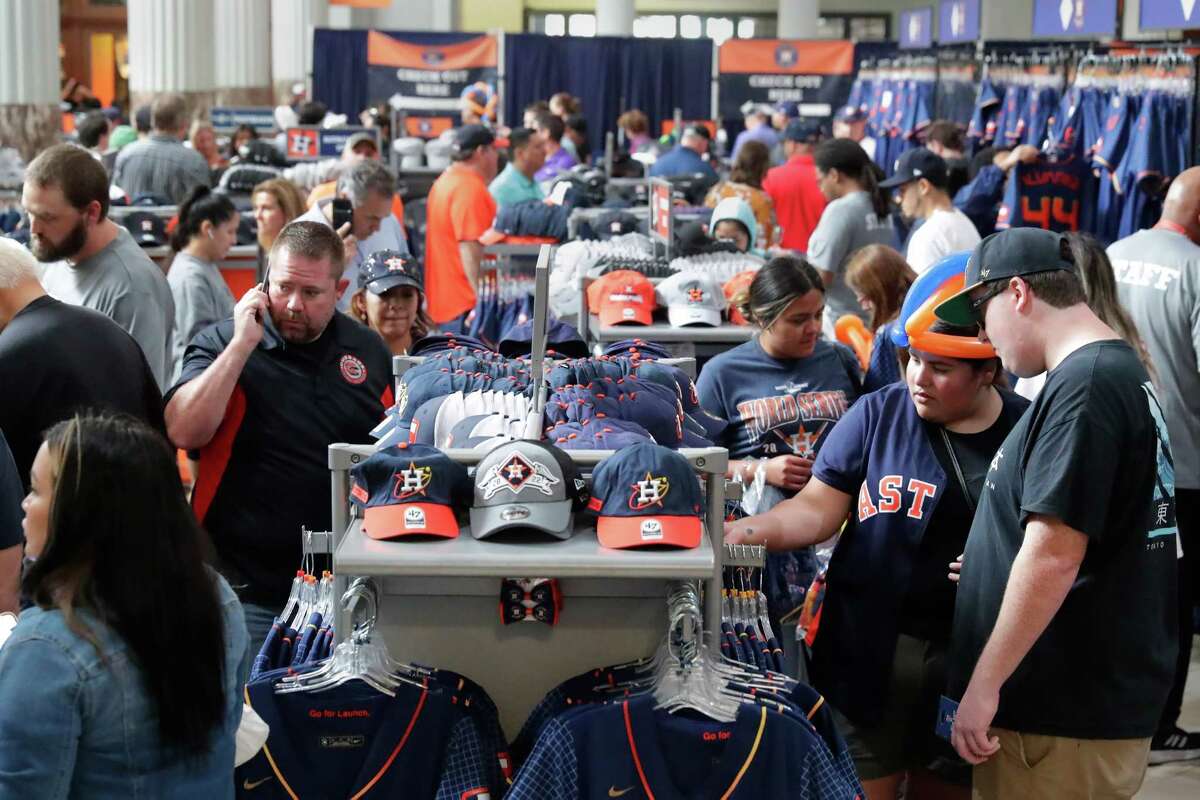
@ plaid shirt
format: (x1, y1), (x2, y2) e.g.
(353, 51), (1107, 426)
(112, 133), (210, 203)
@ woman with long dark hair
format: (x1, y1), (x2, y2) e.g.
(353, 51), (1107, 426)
(0, 414), (248, 795)
(809, 138), (897, 339)
(727, 256), (1028, 800)
(167, 185), (239, 382)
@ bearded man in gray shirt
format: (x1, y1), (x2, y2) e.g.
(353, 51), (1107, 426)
(23, 143), (175, 390)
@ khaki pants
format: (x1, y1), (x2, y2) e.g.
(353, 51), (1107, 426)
(973, 728), (1151, 800)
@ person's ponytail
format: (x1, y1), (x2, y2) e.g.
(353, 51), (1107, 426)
(860, 161), (891, 220)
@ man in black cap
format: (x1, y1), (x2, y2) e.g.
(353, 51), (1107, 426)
(935, 228), (1178, 798)
(879, 147), (979, 274)
(424, 124), (499, 332)
(763, 118), (827, 252)
(648, 124), (718, 183)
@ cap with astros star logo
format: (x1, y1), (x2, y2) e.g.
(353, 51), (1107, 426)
(349, 443), (472, 539)
(655, 271), (727, 328)
(588, 441), (704, 550)
(359, 249), (423, 297)
(470, 440), (588, 541)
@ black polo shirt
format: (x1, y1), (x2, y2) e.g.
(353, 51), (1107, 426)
(167, 312), (392, 608)
(0, 295), (164, 491)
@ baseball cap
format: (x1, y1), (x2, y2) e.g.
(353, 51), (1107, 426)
(350, 443), (471, 540)
(123, 211), (166, 247)
(774, 101), (800, 119)
(359, 249), (422, 296)
(543, 385), (623, 428)
(497, 319), (588, 359)
(878, 147), (948, 189)
(934, 228), (1076, 327)
(588, 270), (657, 327)
(396, 369), (490, 430)
(588, 442), (704, 550)
(343, 131), (379, 156)
(723, 270), (757, 326)
(451, 124), (494, 158)
(782, 118), (824, 143)
(656, 272), (727, 328)
(409, 394), (452, 446)
(409, 333), (493, 356)
(550, 417), (654, 451)
(634, 361), (728, 441)
(835, 105), (867, 123)
(603, 339), (673, 359)
(470, 440), (587, 540)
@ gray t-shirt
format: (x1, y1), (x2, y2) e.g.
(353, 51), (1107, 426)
(41, 226), (175, 390)
(1108, 227), (1200, 488)
(167, 251), (236, 385)
(294, 200), (409, 311)
(806, 190), (896, 337)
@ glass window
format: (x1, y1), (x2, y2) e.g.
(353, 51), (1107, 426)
(736, 18), (756, 39)
(816, 16), (846, 39)
(568, 13), (597, 37)
(704, 17), (734, 45)
(633, 15), (677, 38)
(849, 16), (888, 41)
(680, 15), (702, 39)
(543, 14), (566, 37)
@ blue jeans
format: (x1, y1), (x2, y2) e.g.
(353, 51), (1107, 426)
(241, 602), (278, 653)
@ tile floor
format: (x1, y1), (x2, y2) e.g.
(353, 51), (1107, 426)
(1137, 636), (1200, 798)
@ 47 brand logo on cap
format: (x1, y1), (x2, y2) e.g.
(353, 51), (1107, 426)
(479, 451), (560, 499)
(630, 472), (670, 510)
(393, 462), (432, 499)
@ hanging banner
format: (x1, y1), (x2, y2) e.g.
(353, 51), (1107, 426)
(899, 8), (934, 49)
(1032, 0), (1117, 37)
(210, 107), (276, 134)
(285, 127), (381, 161)
(366, 30), (498, 119)
(717, 40), (855, 121)
(1140, 0), (1200, 29)
(939, 0), (981, 43)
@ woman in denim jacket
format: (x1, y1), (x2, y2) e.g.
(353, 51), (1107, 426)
(0, 414), (249, 798)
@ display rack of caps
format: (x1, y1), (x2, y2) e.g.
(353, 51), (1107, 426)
(349, 440), (706, 551)
(372, 335), (729, 453)
(587, 268), (762, 328)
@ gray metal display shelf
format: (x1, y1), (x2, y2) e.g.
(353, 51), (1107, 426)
(327, 442), (729, 733)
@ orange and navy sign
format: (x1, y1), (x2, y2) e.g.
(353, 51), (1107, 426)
(717, 39), (854, 120)
(366, 31), (499, 118)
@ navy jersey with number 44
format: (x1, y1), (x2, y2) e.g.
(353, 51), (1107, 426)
(996, 155), (1092, 234)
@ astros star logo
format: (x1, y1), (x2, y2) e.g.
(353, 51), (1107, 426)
(385, 256), (407, 272)
(686, 287), (705, 303)
(393, 463), (432, 499)
(630, 472), (670, 510)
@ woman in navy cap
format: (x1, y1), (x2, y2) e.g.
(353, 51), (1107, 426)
(725, 254), (1029, 800)
(347, 249), (432, 356)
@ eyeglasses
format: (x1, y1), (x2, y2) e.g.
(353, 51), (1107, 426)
(968, 281), (1008, 327)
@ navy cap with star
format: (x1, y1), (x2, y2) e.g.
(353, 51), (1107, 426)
(349, 443), (472, 540)
(359, 249), (423, 296)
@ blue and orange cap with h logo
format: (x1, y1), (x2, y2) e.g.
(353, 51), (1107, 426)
(350, 443), (472, 540)
(588, 442), (704, 550)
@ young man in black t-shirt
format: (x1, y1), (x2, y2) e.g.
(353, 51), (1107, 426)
(935, 228), (1178, 798)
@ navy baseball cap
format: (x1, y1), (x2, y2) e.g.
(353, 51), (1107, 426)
(879, 147), (948, 189)
(409, 333), (493, 356)
(497, 319), (588, 359)
(470, 440), (588, 540)
(452, 124), (494, 158)
(774, 101), (800, 119)
(835, 105), (867, 123)
(408, 395), (452, 446)
(782, 118), (824, 143)
(543, 385), (623, 428)
(123, 211), (166, 247)
(350, 443), (471, 539)
(935, 228), (1076, 327)
(590, 380), (683, 448)
(396, 369), (490, 429)
(588, 442), (704, 549)
(633, 361), (728, 440)
(603, 339), (673, 359)
(360, 249), (422, 296)
(549, 417), (654, 451)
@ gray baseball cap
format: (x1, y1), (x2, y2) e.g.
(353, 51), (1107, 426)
(470, 440), (587, 540)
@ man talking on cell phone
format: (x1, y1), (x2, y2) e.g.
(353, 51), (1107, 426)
(164, 221), (393, 646)
(293, 158), (408, 310)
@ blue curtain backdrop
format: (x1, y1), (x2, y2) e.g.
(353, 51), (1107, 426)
(312, 29), (713, 155)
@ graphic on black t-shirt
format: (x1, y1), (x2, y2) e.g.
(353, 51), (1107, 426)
(1143, 381), (1178, 547)
(735, 384), (850, 458)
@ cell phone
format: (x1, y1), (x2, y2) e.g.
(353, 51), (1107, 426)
(331, 198), (353, 232)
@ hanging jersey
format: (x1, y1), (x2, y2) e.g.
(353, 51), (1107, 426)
(236, 679), (493, 800)
(967, 78), (1002, 148)
(1019, 87), (1059, 148)
(507, 695), (860, 800)
(996, 154), (1092, 234)
(1048, 87), (1084, 157)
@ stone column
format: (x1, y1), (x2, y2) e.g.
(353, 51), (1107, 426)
(270, 0), (326, 104)
(777, 0), (819, 39)
(127, 0), (217, 119)
(596, 0), (634, 36)
(0, 0), (61, 164)
(214, 0), (273, 106)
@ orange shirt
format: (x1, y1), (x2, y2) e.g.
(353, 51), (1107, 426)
(762, 154), (827, 252)
(307, 180), (406, 225)
(424, 165), (497, 323)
